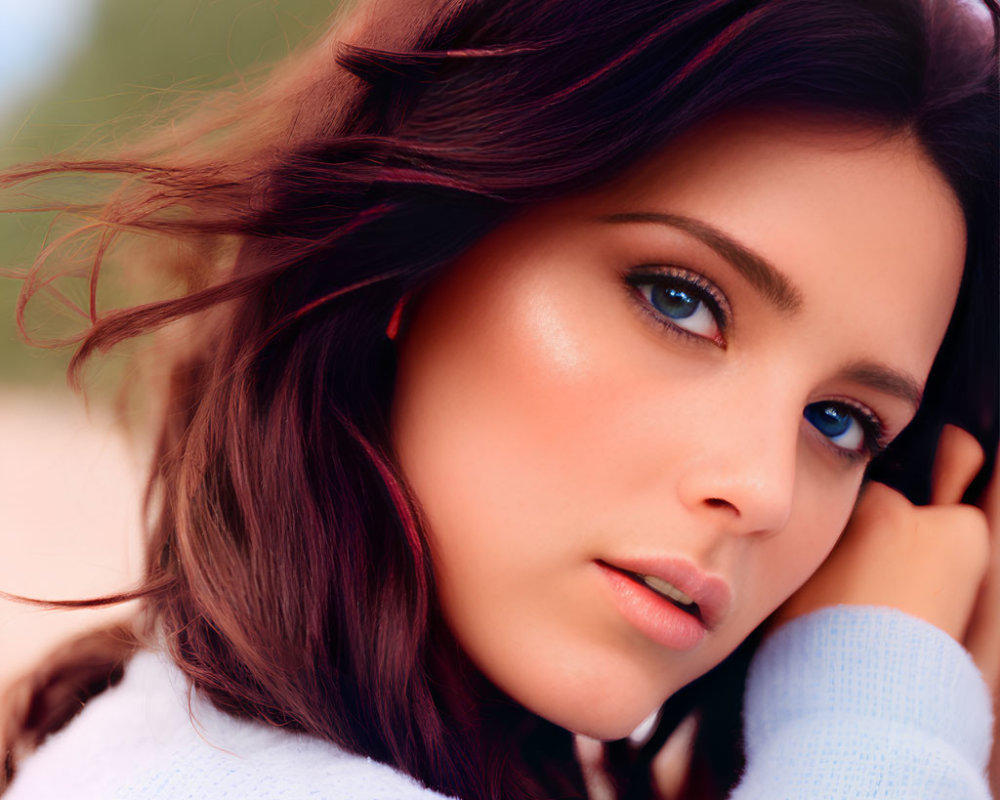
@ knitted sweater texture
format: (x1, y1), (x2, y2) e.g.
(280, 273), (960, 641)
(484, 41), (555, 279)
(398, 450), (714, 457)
(5, 606), (993, 799)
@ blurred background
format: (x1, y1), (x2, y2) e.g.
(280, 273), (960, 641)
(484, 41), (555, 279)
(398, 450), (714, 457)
(0, 0), (338, 689)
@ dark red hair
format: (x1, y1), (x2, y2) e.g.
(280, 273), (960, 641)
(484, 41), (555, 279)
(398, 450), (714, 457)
(2, 1), (997, 798)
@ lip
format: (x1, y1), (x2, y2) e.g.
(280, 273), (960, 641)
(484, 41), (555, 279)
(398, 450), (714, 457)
(596, 556), (731, 632)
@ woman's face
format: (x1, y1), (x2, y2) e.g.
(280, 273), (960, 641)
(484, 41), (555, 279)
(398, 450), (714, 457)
(391, 115), (966, 739)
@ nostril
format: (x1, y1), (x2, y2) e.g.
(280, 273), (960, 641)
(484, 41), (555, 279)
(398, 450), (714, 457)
(705, 497), (738, 513)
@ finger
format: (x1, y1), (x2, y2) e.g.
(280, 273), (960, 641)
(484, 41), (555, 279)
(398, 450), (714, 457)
(574, 736), (614, 800)
(965, 564), (1000, 691)
(982, 442), (999, 533)
(963, 443), (1000, 688)
(930, 424), (985, 506)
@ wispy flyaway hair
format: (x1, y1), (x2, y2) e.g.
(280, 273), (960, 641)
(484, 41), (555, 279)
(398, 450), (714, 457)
(2, 1), (996, 798)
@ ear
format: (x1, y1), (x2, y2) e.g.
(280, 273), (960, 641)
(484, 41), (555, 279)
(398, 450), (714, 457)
(386, 293), (410, 341)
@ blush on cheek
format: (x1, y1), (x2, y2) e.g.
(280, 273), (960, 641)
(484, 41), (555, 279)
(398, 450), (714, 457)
(521, 285), (590, 374)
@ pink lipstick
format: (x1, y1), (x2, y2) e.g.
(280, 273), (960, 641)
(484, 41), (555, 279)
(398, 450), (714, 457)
(595, 557), (731, 651)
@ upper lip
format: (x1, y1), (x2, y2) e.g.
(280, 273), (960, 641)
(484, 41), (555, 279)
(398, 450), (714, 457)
(597, 555), (732, 629)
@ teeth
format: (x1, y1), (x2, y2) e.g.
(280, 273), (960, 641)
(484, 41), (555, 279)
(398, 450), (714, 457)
(641, 575), (695, 606)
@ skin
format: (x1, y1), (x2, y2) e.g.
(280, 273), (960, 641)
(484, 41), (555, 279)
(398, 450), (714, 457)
(391, 114), (968, 740)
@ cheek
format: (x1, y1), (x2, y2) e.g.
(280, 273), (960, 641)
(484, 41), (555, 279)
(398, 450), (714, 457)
(395, 324), (599, 614)
(748, 464), (862, 614)
(392, 246), (641, 538)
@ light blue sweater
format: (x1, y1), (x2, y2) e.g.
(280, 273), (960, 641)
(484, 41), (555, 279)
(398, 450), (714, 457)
(5, 607), (993, 799)
(732, 607), (992, 799)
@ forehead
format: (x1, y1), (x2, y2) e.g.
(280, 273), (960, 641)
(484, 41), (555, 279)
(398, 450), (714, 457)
(603, 114), (966, 244)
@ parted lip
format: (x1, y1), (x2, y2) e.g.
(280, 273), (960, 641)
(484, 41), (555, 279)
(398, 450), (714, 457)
(596, 556), (732, 630)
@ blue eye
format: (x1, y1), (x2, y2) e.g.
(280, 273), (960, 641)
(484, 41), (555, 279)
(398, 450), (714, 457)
(803, 401), (879, 456)
(651, 285), (700, 319)
(628, 269), (727, 344)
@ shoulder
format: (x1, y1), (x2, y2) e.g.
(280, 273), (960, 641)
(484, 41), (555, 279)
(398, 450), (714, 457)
(113, 737), (453, 800)
(7, 651), (454, 800)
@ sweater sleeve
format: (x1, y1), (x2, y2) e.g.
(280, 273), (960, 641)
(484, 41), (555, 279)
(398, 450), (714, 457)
(729, 606), (993, 800)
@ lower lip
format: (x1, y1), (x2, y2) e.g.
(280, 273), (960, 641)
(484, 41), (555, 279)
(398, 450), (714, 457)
(596, 562), (707, 651)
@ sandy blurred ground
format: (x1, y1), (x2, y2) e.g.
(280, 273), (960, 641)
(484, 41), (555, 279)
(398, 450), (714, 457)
(0, 390), (143, 690)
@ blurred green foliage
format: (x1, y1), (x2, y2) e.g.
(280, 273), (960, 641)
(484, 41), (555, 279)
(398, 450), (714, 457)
(0, 0), (339, 388)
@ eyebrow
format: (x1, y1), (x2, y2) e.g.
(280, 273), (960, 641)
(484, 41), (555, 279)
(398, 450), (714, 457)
(838, 361), (924, 409)
(599, 212), (803, 313)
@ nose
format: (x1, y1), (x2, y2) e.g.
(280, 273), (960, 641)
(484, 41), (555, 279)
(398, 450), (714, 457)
(675, 402), (798, 537)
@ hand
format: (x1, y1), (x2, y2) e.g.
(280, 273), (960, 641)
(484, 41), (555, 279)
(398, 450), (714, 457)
(775, 423), (1000, 792)
(961, 436), (1000, 792)
(776, 424), (994, 659)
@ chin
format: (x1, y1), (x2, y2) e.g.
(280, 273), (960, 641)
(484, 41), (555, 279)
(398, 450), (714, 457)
(542, 698), (662, 742)
(492, 655), (681, 743)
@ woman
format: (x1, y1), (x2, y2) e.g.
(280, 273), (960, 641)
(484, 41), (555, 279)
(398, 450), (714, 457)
(1, 0), (997, 797)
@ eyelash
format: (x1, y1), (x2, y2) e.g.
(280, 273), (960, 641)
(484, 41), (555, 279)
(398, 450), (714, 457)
(804, 398), (889, 464)
(624, 265), (888, 463)
(624, 265), (731, 347)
